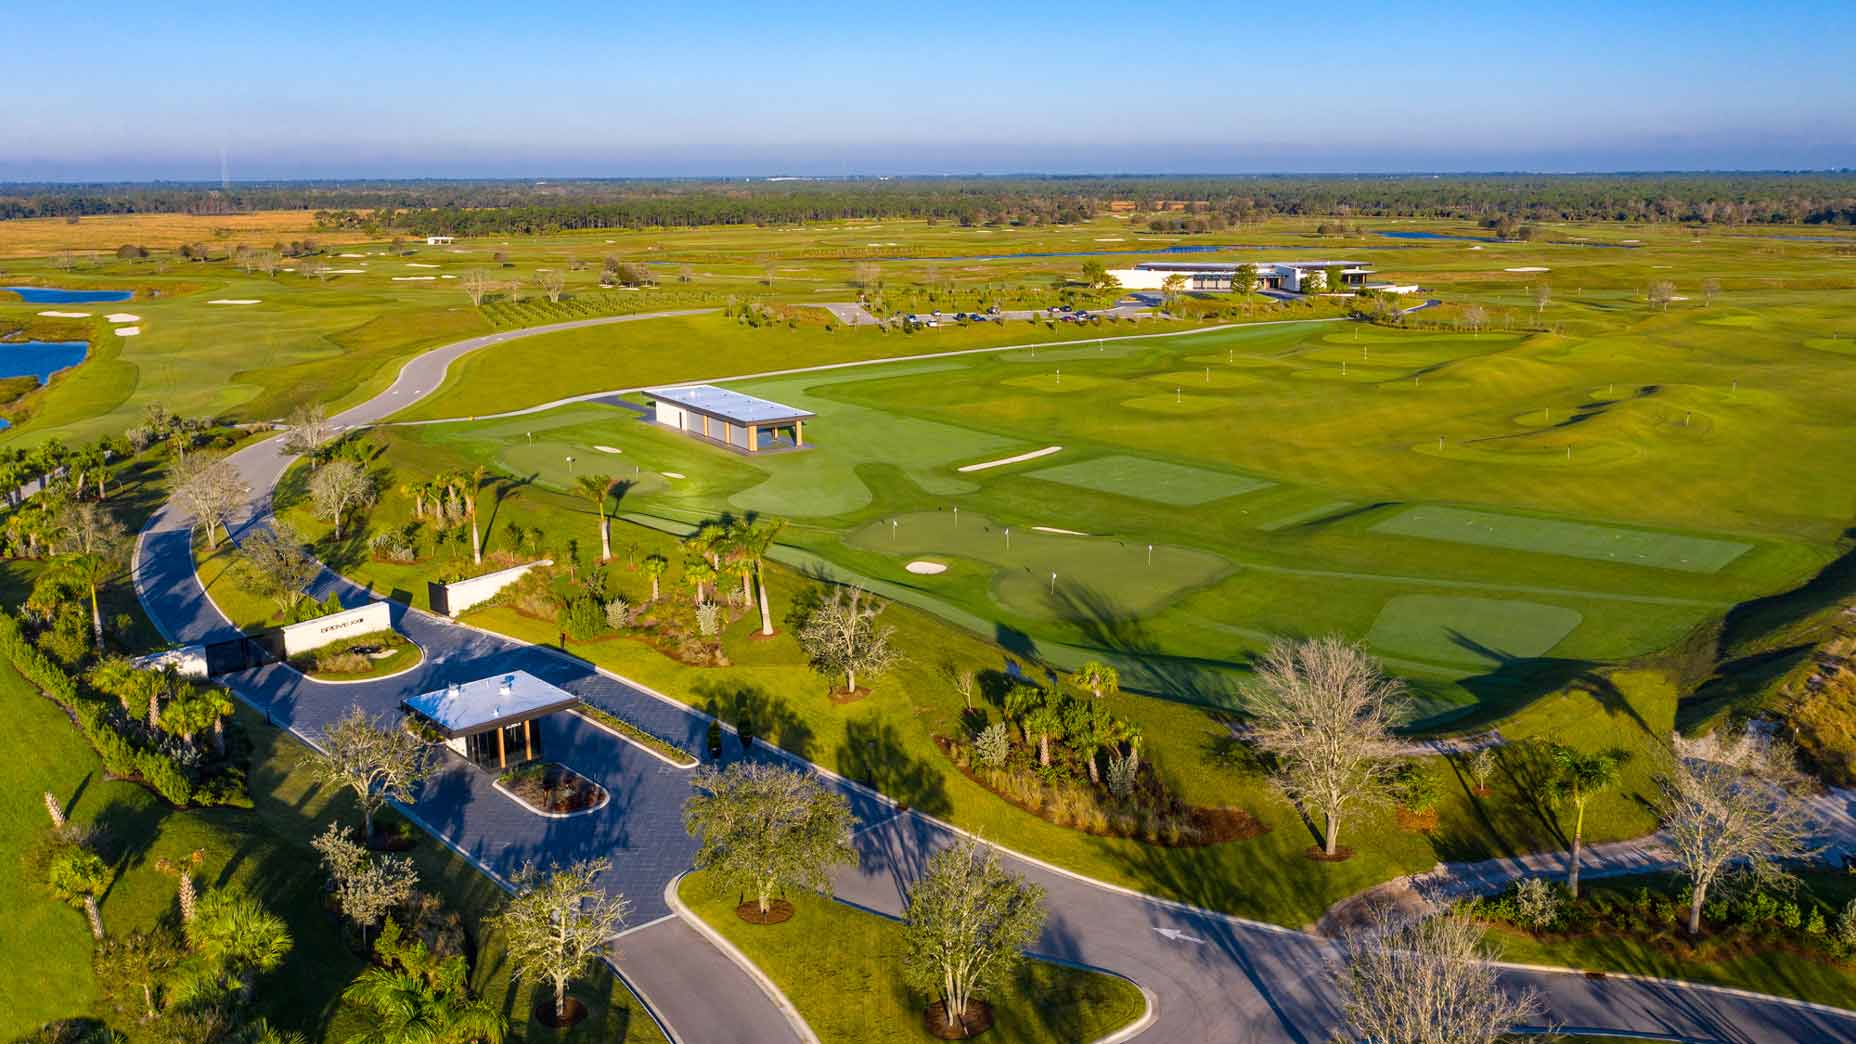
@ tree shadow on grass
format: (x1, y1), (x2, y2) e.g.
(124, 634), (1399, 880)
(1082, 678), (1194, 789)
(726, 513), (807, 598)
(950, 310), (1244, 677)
(692, 678), (814, 762)
(834, 718), (950, 818)
(1041, 579), (1238, 708)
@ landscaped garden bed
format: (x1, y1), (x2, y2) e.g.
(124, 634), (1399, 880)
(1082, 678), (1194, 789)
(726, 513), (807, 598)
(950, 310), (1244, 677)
(289, 628), (422, 681)
(495, 761), (609, 816)
(576, 703), (698, 767)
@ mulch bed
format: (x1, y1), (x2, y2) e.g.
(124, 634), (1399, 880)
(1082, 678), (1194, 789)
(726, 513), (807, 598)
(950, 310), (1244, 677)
(501, 763), (607, 815)
(534, 997), (589, 1028)
(828, 686), (870, 705)
(1396, 807), (1440, 832)
(924, 1000), (994, 1039)
(735, 898), (795, 925)
(1306, 845), (1357, 862)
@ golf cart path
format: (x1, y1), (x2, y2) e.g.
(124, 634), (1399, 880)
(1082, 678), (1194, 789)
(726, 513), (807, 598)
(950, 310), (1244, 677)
(132, 309), (1856, 1043)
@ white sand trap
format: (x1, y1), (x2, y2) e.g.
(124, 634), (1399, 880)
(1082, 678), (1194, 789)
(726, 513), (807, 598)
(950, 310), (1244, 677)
(440, 275), (457, 279)
(593, 445), (623, 454)
(406, 262), (439, 268)
(660, 471), (685, 479)
(905, 561), (948, 575)
(392, 276), (436, 281)
(1032, 526), (1089, 536)
(1093, 237), (1125, 242)
(105, 313), (140, 323)
(36, 310), (90, 318)
(1504, 266), (1550, 273)
(339, 253), (366, 258)
(957, 445), (1062, 473)
(327, 269), (365, 274)
(1469, 245), (1484, 251)
(114, 326), (140, 336)
(207, 299), (261, 305)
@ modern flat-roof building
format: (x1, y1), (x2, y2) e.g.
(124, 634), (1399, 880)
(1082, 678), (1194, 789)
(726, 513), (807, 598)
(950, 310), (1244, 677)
(1105, 260), (1374, 293)
(402, 670), (579, 771)
(644, 384), (814, 453)
(425, 235), (454, 245)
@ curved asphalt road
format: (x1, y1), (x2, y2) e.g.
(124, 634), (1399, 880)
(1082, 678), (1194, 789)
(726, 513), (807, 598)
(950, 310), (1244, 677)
(135, 310), (1856, 1043)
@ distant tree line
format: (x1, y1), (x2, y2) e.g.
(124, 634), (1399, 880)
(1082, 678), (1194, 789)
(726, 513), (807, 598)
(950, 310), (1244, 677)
(4, 173), (1856, 229)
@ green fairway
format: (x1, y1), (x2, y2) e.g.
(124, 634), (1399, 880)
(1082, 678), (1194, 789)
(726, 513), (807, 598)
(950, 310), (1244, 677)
(1023, 453), (1273, 507)
(1365, 595), (1583, 667)
(1372, 505), (1753, 573)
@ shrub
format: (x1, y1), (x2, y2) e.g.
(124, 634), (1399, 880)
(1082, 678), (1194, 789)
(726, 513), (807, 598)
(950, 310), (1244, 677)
(1393, 760), (1443, 812)
(1837, 900), (1856, 951)
(314, 651), (373, 675)
(694, 601), (721, 637)
(562, 597), (606, 640)
(1106, 754), (1138, 799)
(1513, 878), (1564, 932)
(605, 598), (633, 630)
(973, 723), (1011, 768)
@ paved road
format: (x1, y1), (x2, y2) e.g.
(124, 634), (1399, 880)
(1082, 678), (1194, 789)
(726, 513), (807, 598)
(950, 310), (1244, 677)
(132, 310), (1856, 1044)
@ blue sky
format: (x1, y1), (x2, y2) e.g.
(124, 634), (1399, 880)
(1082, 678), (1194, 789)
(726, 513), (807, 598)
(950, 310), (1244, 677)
(3, 1), (1852, 179)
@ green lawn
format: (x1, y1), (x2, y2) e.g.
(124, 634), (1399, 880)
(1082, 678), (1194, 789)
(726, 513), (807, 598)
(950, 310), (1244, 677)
(1021, 453), (1273, 506)
(1371, 505), (1754, 574)
(0, 663), (665, 1044)
(677, 872), (1146, 1044)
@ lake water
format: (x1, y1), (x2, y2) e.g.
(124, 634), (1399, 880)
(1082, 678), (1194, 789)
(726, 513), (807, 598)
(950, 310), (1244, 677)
(3, 286), (133, 303)
(0, 340), (88, 383)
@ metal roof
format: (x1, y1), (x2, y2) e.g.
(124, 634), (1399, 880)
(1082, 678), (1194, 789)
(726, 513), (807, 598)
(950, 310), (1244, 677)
(644, 384), (814, 425)
(403, 670), (579, 738)
(1130, 260), (1371, 273)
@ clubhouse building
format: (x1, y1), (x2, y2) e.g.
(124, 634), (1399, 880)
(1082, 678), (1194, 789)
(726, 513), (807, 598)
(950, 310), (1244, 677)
(645, 384), (813, 454)
(1106, 260), (1376, 293)
(403, 671), (579, 772)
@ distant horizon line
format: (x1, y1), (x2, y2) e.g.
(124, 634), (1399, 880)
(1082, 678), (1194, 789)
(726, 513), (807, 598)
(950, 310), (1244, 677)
(6, 168), (1856, 188)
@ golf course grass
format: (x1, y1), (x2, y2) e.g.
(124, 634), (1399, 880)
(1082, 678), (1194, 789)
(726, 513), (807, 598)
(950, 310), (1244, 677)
(677, 871), (1146, 1044)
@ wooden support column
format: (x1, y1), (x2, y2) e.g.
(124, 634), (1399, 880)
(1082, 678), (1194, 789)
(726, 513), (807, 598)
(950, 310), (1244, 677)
(524, 719), (535, 761)
(496, 726), (507, 770)
(747, 424), (759, 453)
(795, 420), (804, 448)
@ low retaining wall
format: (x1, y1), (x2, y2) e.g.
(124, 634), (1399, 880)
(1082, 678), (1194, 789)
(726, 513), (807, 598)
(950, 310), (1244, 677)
(276, 600), (394, 657)
(428, 559), (551, 618)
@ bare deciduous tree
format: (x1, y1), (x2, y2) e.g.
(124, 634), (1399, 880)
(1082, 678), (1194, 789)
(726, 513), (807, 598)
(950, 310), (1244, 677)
(852, 261), (881, 292)
(301, 257), (329, 282)
(536, 268), (566, 303)
(1244, 636), (1408, 858)
(461, 268), (494, 306)
(1462, 304), (1490, 336)
(1702, 277), (1721, 306)
(1648, 280), (1678, 311)
(316, 706), (436, 840)
(279, 403), (335, 457)
(796, 585), (901, 694)
(1658, 731), (1820, 936)
(171, 452), (249, 550)
(497, 859), (631, 1024)
(1532, 283), (1551, 321)
(237, 523), (320, 616)
(308, 458), (375, 538)
(1337, 907), (1545, 1044)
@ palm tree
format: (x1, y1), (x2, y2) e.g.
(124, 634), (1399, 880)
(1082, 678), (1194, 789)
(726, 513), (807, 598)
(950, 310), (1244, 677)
(462, 466), (487, 565)
(731, 516), (786, 636)
(1116, 719), (1145, 774)
(682, 558), (717, 607)
(575, 474), (616, 561)
(1073, 660), (1119, 701)
(398, 480), (427, 521)
(1025, 702), (1064, 768)
(48, 841), (109, 939)
(94, 926), (184, 1021)
(70, 444), (108, 501)
(160, 686), (233, 750)
(1002, 682), (1042, 745)
(641, 554), (669, 603)
(344, 919), (506, 1044)
(1547, 745), (1626, 898)
(52, 551), (114, 650)
(185, 891), (292, 1002)
(1064, 700), (1118, 785)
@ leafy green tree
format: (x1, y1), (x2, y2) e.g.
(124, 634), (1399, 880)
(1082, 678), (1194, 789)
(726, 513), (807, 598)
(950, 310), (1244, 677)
(903, 837), (1046, 1036)
(497, 860), (631, 1025)
(93, 926), (183, 1021)
(1072, 661), (1119, 702)
(342, 918), (505, 1044)
(182, 891), (293, 1001)
(313, 824), (419, 948)
(683, 762), (858, 917)
(1547, 745), (1627, 898)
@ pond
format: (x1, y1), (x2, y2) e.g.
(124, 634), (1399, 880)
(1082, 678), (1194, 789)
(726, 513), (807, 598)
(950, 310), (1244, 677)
(3, 286), (133, 303)
(0, 339), (88, 383)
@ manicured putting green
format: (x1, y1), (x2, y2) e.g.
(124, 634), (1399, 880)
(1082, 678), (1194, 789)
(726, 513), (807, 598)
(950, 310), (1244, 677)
(1002, 372), (1114, 393)
(1372, 505), (1751, 573)
(849, 510), (1230, 618)
(1025, 454), (1272, 507)
(1367, 595), (1582, 667)
(1147, 369), (1259, 389)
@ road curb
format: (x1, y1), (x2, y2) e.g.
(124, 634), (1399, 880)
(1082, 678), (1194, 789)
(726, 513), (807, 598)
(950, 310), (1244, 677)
(662, 872), (822, 1044)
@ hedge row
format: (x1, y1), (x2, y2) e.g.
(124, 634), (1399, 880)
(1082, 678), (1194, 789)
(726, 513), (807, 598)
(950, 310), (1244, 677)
(0, 613), (241, 808)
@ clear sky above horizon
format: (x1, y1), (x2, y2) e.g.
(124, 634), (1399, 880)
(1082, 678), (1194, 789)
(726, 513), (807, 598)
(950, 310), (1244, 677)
(3, 0), (1852, 180)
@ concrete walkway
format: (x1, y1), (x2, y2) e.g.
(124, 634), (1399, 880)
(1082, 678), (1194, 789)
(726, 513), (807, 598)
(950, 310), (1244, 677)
(131, 309), (1856, 1043)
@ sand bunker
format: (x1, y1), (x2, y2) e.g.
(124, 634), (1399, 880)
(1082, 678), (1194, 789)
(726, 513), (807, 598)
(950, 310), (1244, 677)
(905, 561), (948, 575)
(1032, 526), (1089, 536)
(327, 269), (365, 274)
(957, 445), (1062, 473)
(1504, 266), (1550, 273)
(406, 262), (438, 268)
(36, 310), (90, 318)
(392, 276), (436, 281)
(339, 253), (366, 258)
(208, 299), (261, 305)
(440, 275), (457, 279)
(594, 445), (623, 454)
(660, 471), (685, 479)
(105, 313), (140, 323)
(114, 326), (140, 336)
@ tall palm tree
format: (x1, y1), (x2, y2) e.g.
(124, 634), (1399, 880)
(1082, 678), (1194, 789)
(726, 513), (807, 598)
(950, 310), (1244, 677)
(1003, 683), (1042, 745)
(641, 554), (668, 603)
(462, 466), (487, 565)
(52, 550), (113, 650)
(1548, 745), (1627, 898)
(1073, 660), (1119, 701)
(48, 841), (109, 939)
(731, 516), (786, 636)
(1025, 702), (1064, 768)
(575, 474), (616, 562)
(343, 920), (506, 1044)
(682, 558), (717, 607)
(1064, 700), (1118, 785)
(185, 891), (293, 1000)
